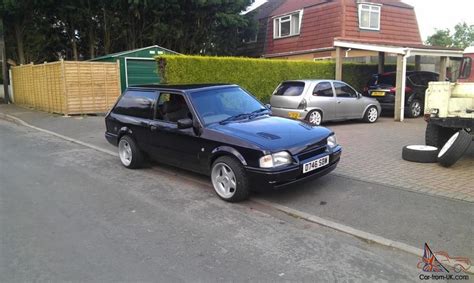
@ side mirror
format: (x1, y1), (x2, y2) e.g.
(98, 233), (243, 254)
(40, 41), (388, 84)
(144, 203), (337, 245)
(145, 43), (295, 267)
(265, 104), (272, 110)
(177, 118), (193, 129)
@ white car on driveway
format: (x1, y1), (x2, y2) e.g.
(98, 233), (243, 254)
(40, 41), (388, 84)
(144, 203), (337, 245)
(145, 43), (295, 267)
(270, 80), (381, 125)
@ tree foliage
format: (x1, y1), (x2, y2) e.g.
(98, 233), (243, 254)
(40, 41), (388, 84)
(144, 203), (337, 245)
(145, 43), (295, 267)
(0, 0), (255, 64)
(426, 22), (474, 49)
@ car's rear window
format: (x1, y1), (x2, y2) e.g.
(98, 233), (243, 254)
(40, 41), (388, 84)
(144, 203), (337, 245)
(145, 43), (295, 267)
(113, 90), (157, 119)
(273, 82), (305, 96)
(376, 74), (397, 86)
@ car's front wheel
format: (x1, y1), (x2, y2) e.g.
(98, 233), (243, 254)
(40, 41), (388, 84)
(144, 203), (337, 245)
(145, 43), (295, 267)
(363, 106), (379, 123)
(118, 135), (143, 169)
(306, 110), (322, 126)
(211, 156), (249, 202)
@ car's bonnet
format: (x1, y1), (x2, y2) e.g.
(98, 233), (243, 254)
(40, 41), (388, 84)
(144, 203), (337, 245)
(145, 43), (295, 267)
(208, 116), (332, 154)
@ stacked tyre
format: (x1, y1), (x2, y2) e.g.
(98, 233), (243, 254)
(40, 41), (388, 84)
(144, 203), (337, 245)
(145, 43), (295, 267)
(402, 130), (472, 167)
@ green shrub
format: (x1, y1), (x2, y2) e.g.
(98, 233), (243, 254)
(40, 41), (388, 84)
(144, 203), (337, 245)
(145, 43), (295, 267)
(157, 55), (408, 103)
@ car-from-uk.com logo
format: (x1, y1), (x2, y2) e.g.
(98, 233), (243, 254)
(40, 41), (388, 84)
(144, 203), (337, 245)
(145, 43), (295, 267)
(417, 243), (471, 281)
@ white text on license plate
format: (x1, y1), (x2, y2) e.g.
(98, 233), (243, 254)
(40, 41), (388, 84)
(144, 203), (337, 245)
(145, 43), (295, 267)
(303, 156), (329, 173)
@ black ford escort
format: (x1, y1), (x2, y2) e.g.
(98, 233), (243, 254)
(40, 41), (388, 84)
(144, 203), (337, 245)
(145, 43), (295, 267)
(105, 84), (342, 202)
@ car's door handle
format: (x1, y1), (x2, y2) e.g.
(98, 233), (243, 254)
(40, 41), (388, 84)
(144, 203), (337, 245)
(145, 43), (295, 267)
(337, 101), (342, 104)
(150, 125), (158, 131)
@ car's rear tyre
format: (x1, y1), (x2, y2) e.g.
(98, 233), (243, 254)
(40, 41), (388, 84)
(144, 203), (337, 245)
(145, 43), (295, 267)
(407, 99), (422, 118)
(425, 123), (458, 148)
(437, 130), (472, 167)
(402, 145), (439, 163)
(306, 110), (322, 126)
(363, 106), (379, 123)
(118, 135), (143, 169)
(211, 156), (249, 202)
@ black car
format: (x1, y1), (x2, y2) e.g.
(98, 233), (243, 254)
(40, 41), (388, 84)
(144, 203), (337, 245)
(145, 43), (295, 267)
(363, 71), (440, 118)
(105, 84), (342, 202)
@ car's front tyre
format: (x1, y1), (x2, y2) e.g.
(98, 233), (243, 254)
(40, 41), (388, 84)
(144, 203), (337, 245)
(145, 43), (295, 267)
(211, 156), (249, 202)
(363, 106), (379, 123)
(118, 135), (143, 169)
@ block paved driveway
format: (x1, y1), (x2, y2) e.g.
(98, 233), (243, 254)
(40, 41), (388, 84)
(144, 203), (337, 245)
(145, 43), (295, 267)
(327, 117), (474, 202)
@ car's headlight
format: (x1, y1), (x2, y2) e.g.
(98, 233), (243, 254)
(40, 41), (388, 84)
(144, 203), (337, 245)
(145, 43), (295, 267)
(259, 151), (292, 168)
(327, 134), (337, 148)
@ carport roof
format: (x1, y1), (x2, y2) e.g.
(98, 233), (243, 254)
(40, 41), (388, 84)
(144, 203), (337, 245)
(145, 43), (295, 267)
(334, 38), (464, 57)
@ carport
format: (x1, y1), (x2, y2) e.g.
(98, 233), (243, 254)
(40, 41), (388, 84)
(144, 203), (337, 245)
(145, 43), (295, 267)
(333, 40), (464, 121)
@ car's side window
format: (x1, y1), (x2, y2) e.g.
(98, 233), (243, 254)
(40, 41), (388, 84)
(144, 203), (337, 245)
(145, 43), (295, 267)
(313, 82), (333, 97)
(155, 93), (191, 123)
(334, 82), (358, 98)
(113, 90), (157, 119)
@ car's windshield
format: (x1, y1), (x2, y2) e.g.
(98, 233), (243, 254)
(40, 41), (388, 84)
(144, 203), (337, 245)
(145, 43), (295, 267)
(190, 87), (266, 125)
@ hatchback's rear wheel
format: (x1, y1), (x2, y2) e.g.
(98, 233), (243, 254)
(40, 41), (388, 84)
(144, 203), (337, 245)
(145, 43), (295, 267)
(211, 156), (249, 202)
(363, 106), (379, 123)
(407, 99), (422, 118)
(306, 110), (322, 126)
(118, 135), (143, 169)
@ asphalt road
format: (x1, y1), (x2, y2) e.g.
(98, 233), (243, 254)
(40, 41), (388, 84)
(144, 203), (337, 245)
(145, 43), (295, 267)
(0, 119), (423, 281)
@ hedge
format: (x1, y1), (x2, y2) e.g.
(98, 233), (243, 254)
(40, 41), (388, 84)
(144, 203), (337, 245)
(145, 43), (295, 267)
(156, 55), (408, 103)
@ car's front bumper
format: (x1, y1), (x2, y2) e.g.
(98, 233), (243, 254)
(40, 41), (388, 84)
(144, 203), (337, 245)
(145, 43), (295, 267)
(245, 146), (342, 190)
(271, 107), (308, 120)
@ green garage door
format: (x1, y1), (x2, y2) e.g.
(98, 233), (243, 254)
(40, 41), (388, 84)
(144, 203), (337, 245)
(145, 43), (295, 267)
(125, 58), (160, 87)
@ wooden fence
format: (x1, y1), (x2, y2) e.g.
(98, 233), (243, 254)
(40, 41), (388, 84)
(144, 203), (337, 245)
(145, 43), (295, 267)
(11, 60), (121, 115)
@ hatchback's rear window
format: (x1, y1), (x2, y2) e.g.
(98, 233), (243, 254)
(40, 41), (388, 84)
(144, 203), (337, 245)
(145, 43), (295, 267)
(273, 82), (305, 96)
(376, 74), (397, 86)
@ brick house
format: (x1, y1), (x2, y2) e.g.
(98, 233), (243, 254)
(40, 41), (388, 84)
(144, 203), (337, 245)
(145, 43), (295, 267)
(240, 0), (423, 60)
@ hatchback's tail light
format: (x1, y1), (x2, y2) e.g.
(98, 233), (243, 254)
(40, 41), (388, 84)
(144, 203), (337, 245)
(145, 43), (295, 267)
(389, 86), (412, 93)
(298, 99), (307, 109)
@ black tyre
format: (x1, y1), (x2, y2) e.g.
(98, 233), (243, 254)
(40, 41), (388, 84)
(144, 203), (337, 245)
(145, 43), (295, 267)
(407, 99), (422, 118)
(437, 130), (472, 167)
(211, 156), (250, 202)
(306, 110), (322, 126)
(425, 123), (457, 148)
(363, 106), (379, 123)
(118, 135), (144, 169)
(402, 145), (439, 163)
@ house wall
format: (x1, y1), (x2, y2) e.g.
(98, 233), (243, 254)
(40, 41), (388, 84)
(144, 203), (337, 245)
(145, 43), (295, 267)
(264, 1), (343, 56)
(342, 0), (421, 44)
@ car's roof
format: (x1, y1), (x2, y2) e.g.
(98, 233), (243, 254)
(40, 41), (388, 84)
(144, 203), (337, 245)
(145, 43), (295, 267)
(377, 71), (439, 76)
(281, 79), (345, 84)
(127, 83), (239, 93)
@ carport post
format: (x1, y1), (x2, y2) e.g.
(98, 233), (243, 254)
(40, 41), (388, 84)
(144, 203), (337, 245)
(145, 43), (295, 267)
(439, 56), (447, 80)
(378, 52), (385, 74)
(415, 55), (421, 71)
(394, 54), (407, 121)
(335, 47), (343, 80)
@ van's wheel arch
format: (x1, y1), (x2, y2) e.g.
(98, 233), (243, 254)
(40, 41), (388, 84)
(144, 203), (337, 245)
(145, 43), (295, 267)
(425, 123), (457, 148)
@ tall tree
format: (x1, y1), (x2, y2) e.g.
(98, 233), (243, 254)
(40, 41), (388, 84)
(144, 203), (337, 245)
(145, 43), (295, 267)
(426, 22), (474, 49)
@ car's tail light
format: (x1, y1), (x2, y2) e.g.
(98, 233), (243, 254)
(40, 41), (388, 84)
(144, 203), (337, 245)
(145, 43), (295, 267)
(389, 86), (412, 93)
(298, 99), (307, 110)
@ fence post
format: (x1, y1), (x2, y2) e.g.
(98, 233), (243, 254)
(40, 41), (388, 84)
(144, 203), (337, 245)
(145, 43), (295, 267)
(61, 59), (69, 116)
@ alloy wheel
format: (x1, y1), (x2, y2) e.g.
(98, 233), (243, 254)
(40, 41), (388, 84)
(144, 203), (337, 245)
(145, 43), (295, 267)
(308, 111), (322, 125)
(368, 107), (378, 122)
(119, 139), (132, 166)
(411, 101), (421, 117)
(211, 163), (237, 199)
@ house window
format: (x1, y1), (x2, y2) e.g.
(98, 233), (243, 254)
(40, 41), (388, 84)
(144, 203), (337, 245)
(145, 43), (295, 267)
(358, 4), (381, 30)
(273, 11), (302, 38)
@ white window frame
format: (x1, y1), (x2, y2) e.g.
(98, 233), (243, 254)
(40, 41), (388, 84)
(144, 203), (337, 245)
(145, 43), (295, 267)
(273, 10), (303, 39)
(358, 3), (381, 31)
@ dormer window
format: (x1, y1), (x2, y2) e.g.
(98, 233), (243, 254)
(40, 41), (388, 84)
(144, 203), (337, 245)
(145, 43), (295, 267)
(273, 10), (303, 39)
(358, 4), (381, 30)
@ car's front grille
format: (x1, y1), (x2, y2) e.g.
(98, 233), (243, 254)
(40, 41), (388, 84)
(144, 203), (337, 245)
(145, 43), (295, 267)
(297, 146), (327, 161)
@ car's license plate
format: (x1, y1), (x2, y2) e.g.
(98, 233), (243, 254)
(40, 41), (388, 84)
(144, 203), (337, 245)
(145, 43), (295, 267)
(371, 91), (385, 97)
(288, 112), (300, 119)
(303, 156), (329, 174)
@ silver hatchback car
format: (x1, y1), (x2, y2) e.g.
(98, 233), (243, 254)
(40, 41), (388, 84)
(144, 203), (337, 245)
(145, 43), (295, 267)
(270, 80), (381, 125)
